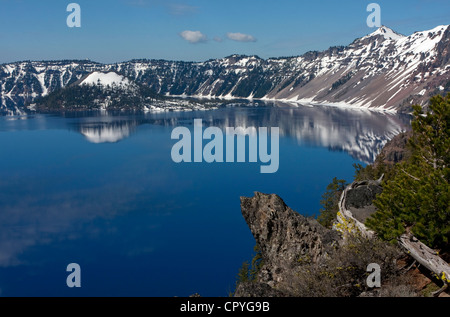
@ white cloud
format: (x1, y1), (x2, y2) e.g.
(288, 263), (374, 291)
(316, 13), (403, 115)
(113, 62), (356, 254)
(226, 32), (257, 42)
(213, 36), (223, 43)
(179, 30), (208, 44)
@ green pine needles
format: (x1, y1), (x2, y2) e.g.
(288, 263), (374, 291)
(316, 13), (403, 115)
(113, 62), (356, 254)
(365, 94), (450, 249)
(318, 177), (347, 228)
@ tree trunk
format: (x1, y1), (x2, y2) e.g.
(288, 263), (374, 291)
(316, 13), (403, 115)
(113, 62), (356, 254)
(398, 234), (450, 286)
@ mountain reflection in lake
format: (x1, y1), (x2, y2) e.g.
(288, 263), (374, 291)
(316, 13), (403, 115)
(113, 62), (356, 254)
(0, 104), (410, 296)
(72, 104), (410, 163)
(80, 121), (137, 143)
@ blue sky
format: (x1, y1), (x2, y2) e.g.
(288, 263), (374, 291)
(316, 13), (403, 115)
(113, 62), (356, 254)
(0, 0), (449, 64)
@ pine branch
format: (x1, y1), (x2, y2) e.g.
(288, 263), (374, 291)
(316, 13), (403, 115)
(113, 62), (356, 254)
(400, 168), (420, 181)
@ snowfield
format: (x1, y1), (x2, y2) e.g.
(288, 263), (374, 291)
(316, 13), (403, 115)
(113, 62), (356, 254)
(80, 72), (131, 87)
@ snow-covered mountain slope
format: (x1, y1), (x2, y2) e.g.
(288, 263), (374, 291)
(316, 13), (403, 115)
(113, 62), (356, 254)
(263, 25), (449, 112)
(362, 25), (405, 41)
(32, 70), (220, 112)
(33, 70), (159, 111)
(79, 71), (131, 87)
(1, 25), (449, 114)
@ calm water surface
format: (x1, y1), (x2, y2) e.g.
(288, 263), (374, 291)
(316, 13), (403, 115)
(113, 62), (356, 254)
(0, 104), (410, 296)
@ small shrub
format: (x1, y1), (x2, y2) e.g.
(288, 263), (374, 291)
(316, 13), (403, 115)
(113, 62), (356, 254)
(286, 236), (415, 297)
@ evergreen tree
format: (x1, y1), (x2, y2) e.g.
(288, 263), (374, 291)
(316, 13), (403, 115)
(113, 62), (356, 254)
(249, 244), (263, 281)
(318, 177), (348, 228)
(236, 261), (250, 284)
(366, 94), (450, 249)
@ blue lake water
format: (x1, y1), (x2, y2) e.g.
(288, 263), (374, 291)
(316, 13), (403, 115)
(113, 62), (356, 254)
(0, 104), (410, 297)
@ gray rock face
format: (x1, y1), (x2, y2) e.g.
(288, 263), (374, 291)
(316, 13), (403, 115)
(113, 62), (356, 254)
(374, 131), (413, 166)
(239, 192), (340, 293)
(345, 182), (383, 223)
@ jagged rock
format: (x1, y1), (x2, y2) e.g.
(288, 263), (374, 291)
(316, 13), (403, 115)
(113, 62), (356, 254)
(238, 192), (340, 294)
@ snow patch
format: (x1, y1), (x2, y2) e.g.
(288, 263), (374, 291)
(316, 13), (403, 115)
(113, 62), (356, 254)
(367, 26), (405, 41)
(80, 72), (130, 87)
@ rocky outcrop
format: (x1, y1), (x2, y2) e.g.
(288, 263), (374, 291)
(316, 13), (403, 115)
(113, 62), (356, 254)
(235, 190), (439, 297)
(237, 192), (340, 295)
(334, 179), (380, 239)
(344, 180), (383, 224)
(374, 131), (413, 167)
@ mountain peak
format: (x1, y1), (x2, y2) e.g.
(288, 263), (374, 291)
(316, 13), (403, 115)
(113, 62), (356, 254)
(368, 25), (405, 40)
